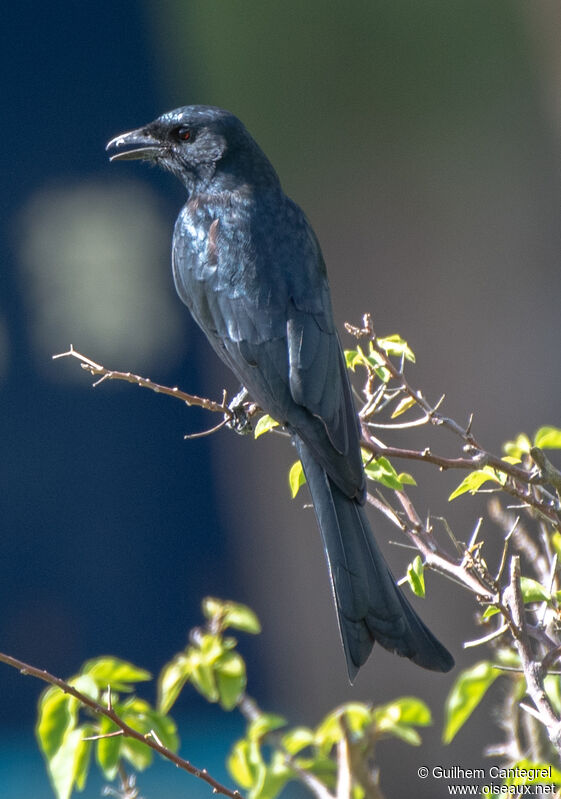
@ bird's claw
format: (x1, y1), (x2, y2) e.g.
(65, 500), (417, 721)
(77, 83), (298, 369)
(226, 387), (254, 435)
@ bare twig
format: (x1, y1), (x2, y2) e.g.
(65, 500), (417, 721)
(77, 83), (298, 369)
(53, 346), (241, 419)
(0, 652), (243, 799)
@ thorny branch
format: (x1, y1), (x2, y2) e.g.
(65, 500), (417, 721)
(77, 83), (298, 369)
(54, 318), (561, 765)
(0, 652), (242, 799)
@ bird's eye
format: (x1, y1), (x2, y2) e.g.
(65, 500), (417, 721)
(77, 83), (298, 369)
(174, 126), (192, 142)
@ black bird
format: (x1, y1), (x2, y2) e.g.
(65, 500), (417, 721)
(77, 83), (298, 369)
(107, 106), (453, 680)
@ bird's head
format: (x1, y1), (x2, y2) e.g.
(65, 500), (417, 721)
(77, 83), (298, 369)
(106, 105), (278, 194)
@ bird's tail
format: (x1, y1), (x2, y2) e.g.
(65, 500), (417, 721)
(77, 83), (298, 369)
(294, 440), (454, 681)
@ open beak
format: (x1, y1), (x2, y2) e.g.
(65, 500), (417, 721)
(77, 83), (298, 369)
(106, 127), (163, 162)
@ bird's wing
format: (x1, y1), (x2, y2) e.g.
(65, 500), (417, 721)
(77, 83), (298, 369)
(173, 199), (364, 497)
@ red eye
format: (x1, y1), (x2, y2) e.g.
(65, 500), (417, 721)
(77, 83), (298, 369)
(176, 126), (191, 141)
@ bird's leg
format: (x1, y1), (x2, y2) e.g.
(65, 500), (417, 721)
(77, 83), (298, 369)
(226, 386), (253, 435)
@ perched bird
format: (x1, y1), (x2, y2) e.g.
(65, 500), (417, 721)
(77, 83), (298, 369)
(107, 106), (453, 680)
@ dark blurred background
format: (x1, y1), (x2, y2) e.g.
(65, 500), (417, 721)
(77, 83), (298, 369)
(2, 2), (561, 797)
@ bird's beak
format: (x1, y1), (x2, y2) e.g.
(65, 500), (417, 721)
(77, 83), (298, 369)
(106, 127), (162, 162)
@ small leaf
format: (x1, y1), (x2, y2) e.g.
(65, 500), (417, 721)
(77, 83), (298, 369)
(95, 716), (122, 781)
(552, 531), (561, 561)
(202, 597), (261, 635)
(481, 605), (500, 620)
(281, 727), (315, 755)
(398, 472), (417, 486)
(374, 697), (430, 746)
(158, 653), (193, 714)
(376, 334), (415, 363)
(342, 704), (372, 735)
(248, 713), (287, 741)
(344, 349), (358, 369)
(384, 697), (432, 726)
(362, 453), (403, 490)
(222, 602), (262, 635)
(254, 415), (280, 439)
(121, 735), (153, 771)
(406, 556), (425, 598)
(190, 655), (219, 703)
(215, 651), (247, 710)
(391, 396), (417, 418)
(228, 739), (257, 789)
(448, 468), (504, 501)
(503, 433), (532, 459)
(519, 577), (550, 603)
(46, 727), (88, 799)
(534, 426), (561, 450)
(81, 657), (151, 691)
(73, 725), (94, 790)
(37, 687), (76, 760)
(443, 661), (500, 743)
(289, 460), (306, 498)
(144, 709), (179, 752)
(253, 752), (293, 799)
(315, 704), (371, 753)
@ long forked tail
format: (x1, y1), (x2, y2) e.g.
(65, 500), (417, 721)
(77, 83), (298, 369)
(295, 440), (454, 681)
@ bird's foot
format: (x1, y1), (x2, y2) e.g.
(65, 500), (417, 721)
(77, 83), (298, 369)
(226, 387), (254, 435)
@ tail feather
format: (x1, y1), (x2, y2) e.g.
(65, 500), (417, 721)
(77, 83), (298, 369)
(295, 440), (454, 680)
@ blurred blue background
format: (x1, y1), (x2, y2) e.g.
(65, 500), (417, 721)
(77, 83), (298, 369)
(2, 2), (561, 797)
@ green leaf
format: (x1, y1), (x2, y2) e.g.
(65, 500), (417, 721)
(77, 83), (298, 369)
(73, 724), (94, 790)
(534, 426), (561, 450)
(143, 709), (179, 752)
(519, 577), (550, 603)
(503, 433), (532, 459)
(398, 472), (417, 486)
(121, 735), (153, 771)
(158, 653), (193, 714)
(448, 467), (504, 501)
(376, 334), (415, 363)
(443, 661), (500, 743)
(315, 704), (371, 754)
(391, 396), (417, 418)
(281, 727), (315, 755)
(253, 752), (293, 799)
(406, 556), (425, 598)
(36, 687), (76, 760)
(215, 651), (247, 710)
(551, 531), (561, 561)
(344, 349), (360, 370)
(222, 602), (262, 634)
(81, 656), (151, 692)
(374, 697), (431, 746)
(254, 414), (280, 439)
(228, 739), (259, 789)
(248, 713), (287, 741)
(200, 632), (226, 664)
(362, 453), (403, 490)
(95, 716), (122, 781)
(189, 654), (219, 703)
(481, 605), (500, 619)
(383, 697), (431, 726)
(46, 727), (89, 799)
(288, 460), (306, 498)
(202, 597), (262, 634)
(70, 674), (99, 703)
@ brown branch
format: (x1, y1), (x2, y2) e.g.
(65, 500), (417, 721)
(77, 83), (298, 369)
(53, 346), (234, 417)
(503, 557), (561, 755)
(0, 651), (243, 799)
